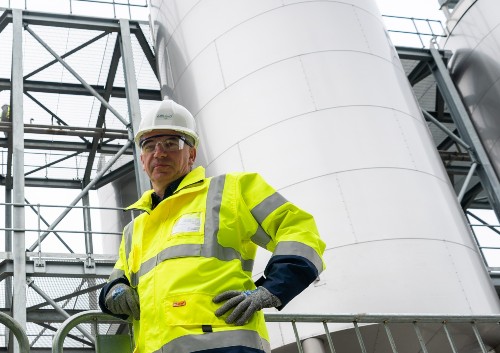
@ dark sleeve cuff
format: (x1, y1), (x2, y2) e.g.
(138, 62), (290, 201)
(255, 255), (319, 310)
(98, 276), (131, 320)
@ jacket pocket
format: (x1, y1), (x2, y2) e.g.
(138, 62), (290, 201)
(163, 292), (226, 327)
(167, 212), (205, 247)
(171, 212), (204, 236)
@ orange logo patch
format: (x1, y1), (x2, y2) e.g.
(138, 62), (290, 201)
(173, 300), (186, 307)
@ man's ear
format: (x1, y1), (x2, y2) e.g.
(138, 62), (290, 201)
(189, 148), (197, 165)
(140, 153), (146, 171)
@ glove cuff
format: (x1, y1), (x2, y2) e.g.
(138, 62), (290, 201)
(258, 286), (282, 308)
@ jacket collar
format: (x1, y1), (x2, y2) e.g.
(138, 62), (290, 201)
(126, 166), (206, 212)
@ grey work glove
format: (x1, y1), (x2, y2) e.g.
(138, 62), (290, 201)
(213, 286), (282, 325)
(104, 283), (140, 320)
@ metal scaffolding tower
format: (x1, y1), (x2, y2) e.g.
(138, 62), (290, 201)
(0, 8), (157, 352)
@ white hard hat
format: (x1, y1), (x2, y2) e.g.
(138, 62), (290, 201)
(135, 99), (199, 147)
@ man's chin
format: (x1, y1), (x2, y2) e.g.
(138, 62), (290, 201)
(152, 166), (172, 174)
(152, 170), (177, 183)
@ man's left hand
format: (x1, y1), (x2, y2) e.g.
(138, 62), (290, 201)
(213, 286), (281, 325)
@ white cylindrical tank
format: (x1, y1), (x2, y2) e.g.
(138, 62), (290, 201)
(149, 0), (500, 349)
(442, 0), (500, 179)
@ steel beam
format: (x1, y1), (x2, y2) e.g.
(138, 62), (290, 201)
(28, 283), (105, 311)
(25, 199), (74, 253)
(24, 31), (109, 80)
(0, 78), (161, 99)
(134, 24), (158, 79)
(1, 168), (135, 188)
(395, 46), (435, 61)
(428, 43), (500, 219)
(22, 10), (144, 31)
(26, 141), (133, 251)
(120, 18), (152, 195)
(28, 279), (95, 344)
(0, 138), (131, 154)
(83, 34), (121, 184)
(0, 178), (82, 189)
(92, 160), (135, 189)
(11, 11), (27, 350)
(25, 25), (128, 127)
(0, 259), (114, 281)
(0, 123), (128, 139)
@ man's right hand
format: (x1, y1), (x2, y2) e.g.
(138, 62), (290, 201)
(104, 283), (140, 320)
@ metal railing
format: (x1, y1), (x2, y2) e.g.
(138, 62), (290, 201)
(382, 15), (447, 48)
(3, 200), (495, 270)
(52, 311), (500, 353)
(265, 313), (500, 353)
(0, 201), (125, 255)
(0, 311), (30, 353)
(1, 0), (148, 20)
(52, 310), (129, 353)
(467, 210), (500, 269)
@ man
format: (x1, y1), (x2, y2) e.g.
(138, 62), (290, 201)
(1, 104), (9, 138)
(99, 99), (325, 353)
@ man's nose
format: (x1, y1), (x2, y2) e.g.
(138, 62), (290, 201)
(153, 142), (168, 156)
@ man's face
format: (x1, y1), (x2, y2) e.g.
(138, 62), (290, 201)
(140, 129), (196, 193)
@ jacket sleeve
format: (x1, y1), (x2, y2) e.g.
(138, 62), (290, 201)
(255, 255), (320, 309)
(237, 173), (326, 309)
(98, 225), (133, 320)
(98, 276), (131, 320)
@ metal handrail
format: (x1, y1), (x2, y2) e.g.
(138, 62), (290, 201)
(0, 311), (30, 353)
(265, 312), (500, 323)
(52, 310), (128, 353)
(265, 313), (500, 353)
(52, 311), (500, 353)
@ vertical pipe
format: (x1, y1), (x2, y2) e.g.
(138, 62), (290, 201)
(303, 337), (326, 353)
(36, 204), (42, 265)
(3, 189), (12, 350)
(82, 192), (93, 254)
(119, 18), (151, 195)
(11, 10), (26, 353)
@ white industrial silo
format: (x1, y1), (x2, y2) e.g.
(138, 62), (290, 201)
(148, 0), (500, 351)
(442, 0), (500, 179)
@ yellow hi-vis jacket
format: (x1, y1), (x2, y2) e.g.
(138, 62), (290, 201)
(106, 166), (325, 353)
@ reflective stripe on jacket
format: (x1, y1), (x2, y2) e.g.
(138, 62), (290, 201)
(109, 166), (325, 353)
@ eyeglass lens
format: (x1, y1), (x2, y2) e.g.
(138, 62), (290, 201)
(141, 135), (185, 153)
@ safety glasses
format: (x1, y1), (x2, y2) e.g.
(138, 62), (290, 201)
(140, 134), (192, 154)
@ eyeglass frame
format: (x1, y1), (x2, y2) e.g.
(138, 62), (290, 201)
(139, 134), (194, 154)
